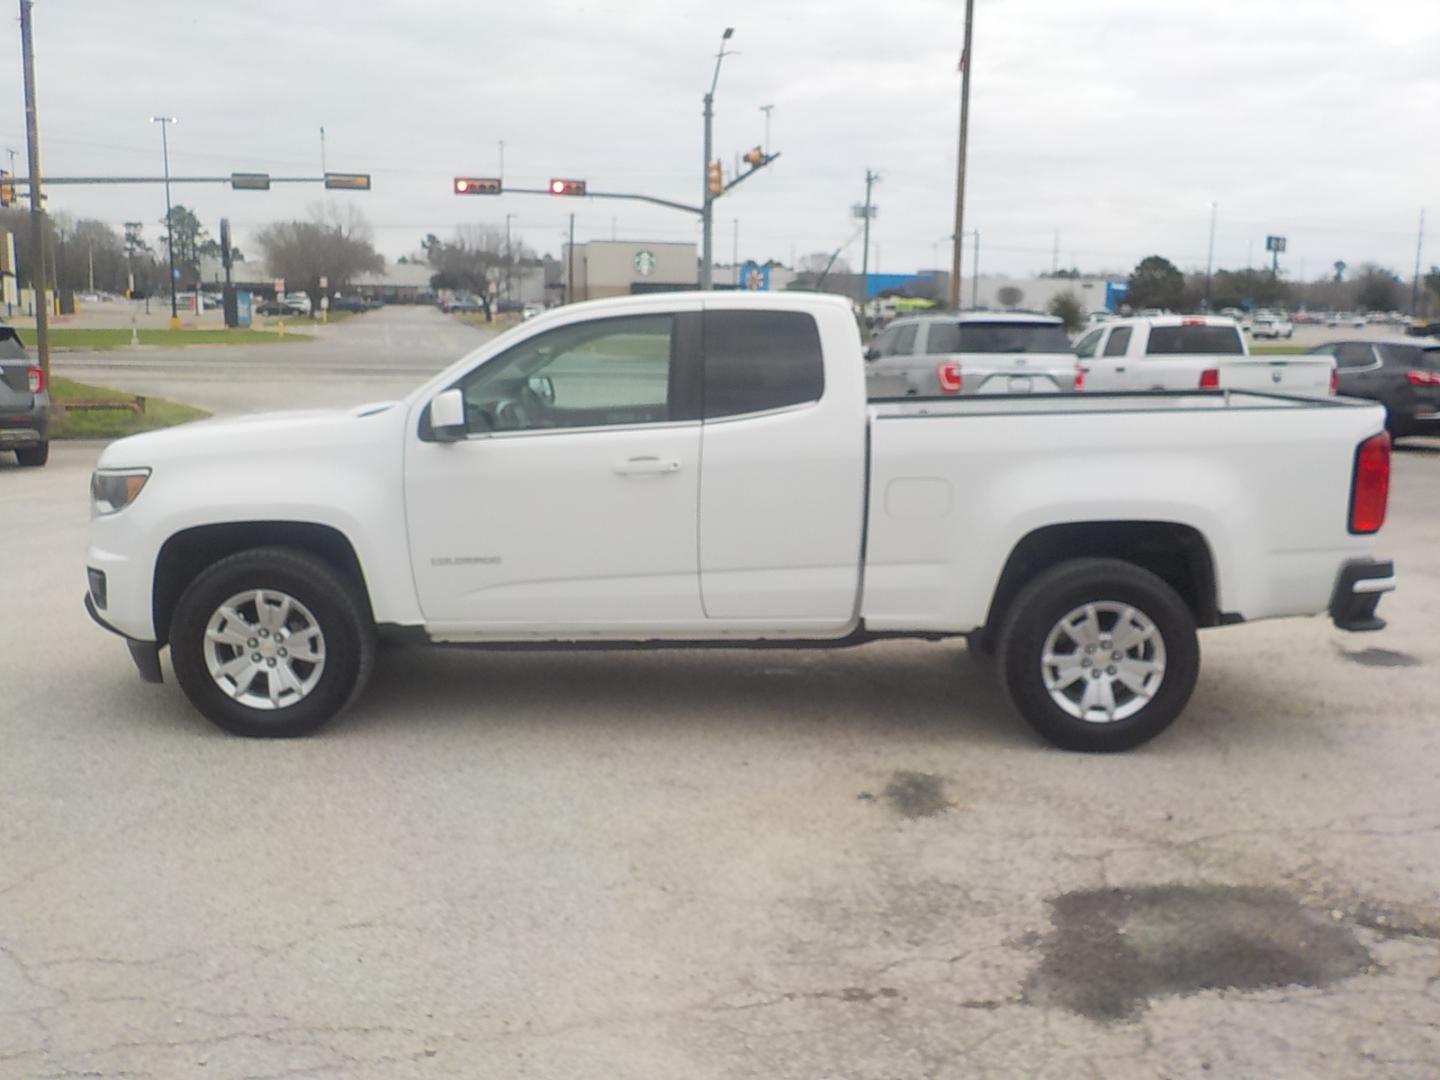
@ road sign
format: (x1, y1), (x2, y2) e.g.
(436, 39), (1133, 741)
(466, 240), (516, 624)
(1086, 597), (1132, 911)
(274, 278), (285, 295)
(319, 276), (328, 289)
(742, 262), (770, 291)
(324, 173), (371, 191)
(230, 172), (271, 191)
(1266, 235), (1287, 253)
(633, 250), (657, 277)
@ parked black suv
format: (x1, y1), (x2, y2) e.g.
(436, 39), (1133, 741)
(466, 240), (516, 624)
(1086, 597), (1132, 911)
(1310, 339), (1440, 440)
(0, 325), (49, 467)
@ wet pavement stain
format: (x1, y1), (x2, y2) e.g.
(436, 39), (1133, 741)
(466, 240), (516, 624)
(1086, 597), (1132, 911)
(881, 771), (951, 818)
(1025, 885), (1373, 1021)
(1336, 647), (1421, 668)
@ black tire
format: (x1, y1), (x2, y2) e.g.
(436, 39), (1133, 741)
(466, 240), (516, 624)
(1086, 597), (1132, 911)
(15, 441), (48, 467)
(169, 546), (375, 738)
(996, 558), (1199, 752)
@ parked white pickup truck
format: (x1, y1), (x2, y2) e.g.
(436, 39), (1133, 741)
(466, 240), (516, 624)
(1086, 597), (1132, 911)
(85, 293), (1395, 751)
(1074, 315), (1333, 394)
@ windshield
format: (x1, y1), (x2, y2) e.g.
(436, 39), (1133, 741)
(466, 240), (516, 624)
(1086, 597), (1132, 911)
(926, 321), (1073, 354)
(1145, 325), (1245, 355)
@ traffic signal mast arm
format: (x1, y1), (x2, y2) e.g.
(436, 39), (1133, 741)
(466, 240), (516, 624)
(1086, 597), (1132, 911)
(715, 150), (780, 201)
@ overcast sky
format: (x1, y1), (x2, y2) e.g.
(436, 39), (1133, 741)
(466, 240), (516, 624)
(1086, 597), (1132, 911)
(1, 0), (1436, 281)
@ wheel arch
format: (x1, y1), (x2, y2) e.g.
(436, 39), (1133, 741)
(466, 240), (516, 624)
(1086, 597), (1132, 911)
(153, 521), (373, 645)
(983, 521), (1221, 637)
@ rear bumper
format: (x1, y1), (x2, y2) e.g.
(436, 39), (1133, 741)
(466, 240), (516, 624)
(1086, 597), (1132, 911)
(1329, 559), (1395, 632)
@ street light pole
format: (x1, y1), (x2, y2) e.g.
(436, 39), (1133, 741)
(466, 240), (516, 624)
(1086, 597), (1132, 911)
(19, 0), (49, 381)
(949, 0), (975, 310)
(701, 27), (735, 291)
(760, 104), (774, 154)
(150, 116), (179, 328)
(1205, 201), (1217, 308)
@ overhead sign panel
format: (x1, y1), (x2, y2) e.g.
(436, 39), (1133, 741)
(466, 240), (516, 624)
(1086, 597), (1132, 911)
(324, 172), (371, 191)
(230, 172), (271, 191)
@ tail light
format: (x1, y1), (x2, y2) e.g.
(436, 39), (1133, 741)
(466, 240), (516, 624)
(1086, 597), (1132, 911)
(27, 366), (44, 394)
(936, 361), (963, 394)
(1405, 370), (1440, 386)
(1349, 432), (1391, 534)
(1198, 368), (1220, 389)
(1074, 365), (1086, 392)
(1330, 368), (1338, 395)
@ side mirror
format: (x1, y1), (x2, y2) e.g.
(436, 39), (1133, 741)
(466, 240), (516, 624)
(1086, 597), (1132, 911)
(430, 388), (467, 442)
(527, 375), (556, 404)
(864, 346), (881, 362)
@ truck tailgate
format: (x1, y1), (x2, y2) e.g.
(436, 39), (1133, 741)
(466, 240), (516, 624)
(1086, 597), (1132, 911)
(1219, 356), (1333, 395)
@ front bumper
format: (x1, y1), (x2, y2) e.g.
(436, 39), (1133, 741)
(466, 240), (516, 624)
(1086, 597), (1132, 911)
(84, 591), (164, 683)
(1329, 559), (1395, 632)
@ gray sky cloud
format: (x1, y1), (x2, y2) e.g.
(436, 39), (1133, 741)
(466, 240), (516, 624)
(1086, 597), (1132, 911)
(2, 0), (1435, 280)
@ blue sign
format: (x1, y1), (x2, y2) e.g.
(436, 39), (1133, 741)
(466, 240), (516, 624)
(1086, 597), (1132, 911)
(1104, 280), (1130, 311)
(741, 262), (770, 291)
(172, 268), (181, 280)
(236, 289), (252, 328)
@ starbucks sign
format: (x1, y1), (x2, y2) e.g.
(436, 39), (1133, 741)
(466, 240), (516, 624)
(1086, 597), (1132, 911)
(633, 250), (657, 277)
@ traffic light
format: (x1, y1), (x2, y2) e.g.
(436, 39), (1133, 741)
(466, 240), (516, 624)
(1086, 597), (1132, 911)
(0, 170), (11, 207)
(548, 178), (587, 196)
(707, 160), (723, 196)
(743, 146), (766, 168)
(455, 177), (502, 195)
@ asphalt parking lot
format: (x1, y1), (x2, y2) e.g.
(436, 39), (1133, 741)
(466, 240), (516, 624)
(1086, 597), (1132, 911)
(2, 313), (1438, 1078)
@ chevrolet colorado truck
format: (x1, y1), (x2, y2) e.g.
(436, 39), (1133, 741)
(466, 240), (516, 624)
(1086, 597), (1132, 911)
(85, 292), (1395, 751)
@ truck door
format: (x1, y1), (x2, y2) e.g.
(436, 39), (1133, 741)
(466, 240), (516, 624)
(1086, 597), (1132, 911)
(697, 306), (867, 629)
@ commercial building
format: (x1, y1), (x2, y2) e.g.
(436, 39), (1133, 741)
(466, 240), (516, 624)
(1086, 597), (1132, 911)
(560, 240), (698, 301)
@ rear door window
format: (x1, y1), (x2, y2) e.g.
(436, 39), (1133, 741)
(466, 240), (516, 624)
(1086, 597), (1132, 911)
(704, 309), (825, 418)
(890, 324), (918, 356)
(1335, 343), (1378, 369)
(1144, 325), (1245, 355)
(1103, 327), (1132, 357)
(1074, 330), (1101, 359)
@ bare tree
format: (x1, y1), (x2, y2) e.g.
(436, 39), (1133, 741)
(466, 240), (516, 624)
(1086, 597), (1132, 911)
(255, 204), (384, 312)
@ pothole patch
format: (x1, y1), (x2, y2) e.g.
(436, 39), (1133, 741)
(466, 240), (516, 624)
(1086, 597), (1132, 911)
(1026, 885), (1373, 1021)
(1337, 647), (1421, 668)
(878, 771), (951, 818)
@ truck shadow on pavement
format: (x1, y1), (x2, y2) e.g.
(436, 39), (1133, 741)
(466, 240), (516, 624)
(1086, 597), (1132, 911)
(349, 639), (1031, 746)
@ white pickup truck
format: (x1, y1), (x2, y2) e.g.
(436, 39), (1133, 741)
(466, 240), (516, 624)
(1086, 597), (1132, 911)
(85, 293), (1395, 752)
(1074, 315), (1334, 394)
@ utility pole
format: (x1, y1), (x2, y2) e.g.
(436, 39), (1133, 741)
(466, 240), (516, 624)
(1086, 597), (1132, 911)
(504, 212), (515, 305)
(859, 169), (879, 312)
(972, 230), (980, 308)
(1052, 229), (1059, 274)
(760, 104), (774, 154)
(949, 0), (975, 310)
(1205, 202), (1217, 308)
(566, 212), (575, 304)
(1411, 208), (1425, 315)
(732, 217), (738, 286)
(150, 116), (179, 327)
(701, 27), (735, 291)
(19, 0), (49, 380)
(498, 140), (504, 181)
(319, 125), (327, 174)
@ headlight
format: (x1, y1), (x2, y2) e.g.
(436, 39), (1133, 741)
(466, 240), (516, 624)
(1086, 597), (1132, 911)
(90, 468), (151, 515)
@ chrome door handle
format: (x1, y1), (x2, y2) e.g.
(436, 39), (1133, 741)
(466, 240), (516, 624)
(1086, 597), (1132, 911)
(613, 456), (682, 476)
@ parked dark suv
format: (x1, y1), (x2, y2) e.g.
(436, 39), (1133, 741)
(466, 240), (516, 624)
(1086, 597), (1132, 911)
(1310, 339), (1440, 440)
(0, 325), (49, 467)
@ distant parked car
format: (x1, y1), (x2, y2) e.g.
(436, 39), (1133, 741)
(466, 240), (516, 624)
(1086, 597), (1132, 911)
(1406, 319), (1440, 338)
(329, 295), (370, 314)
(1310, 339), (1440, 440)
(255, 298), (304, 316)
(522, 303), (546, 320)
(0, 325), (49, 467)
(1328, 312), (1366, 328)
(1251, 314), (1294, 339)
(444, 295), (485, 314)
(865, 312), (1080, 397)
(282, 293), (313, 316)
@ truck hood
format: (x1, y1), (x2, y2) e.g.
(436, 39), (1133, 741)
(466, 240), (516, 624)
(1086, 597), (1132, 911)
(96, 401), (401, 469)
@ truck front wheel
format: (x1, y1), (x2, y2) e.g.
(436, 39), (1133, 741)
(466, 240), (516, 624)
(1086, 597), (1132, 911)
(169, 546), (375, 738)
(996, 558), (1199, 751)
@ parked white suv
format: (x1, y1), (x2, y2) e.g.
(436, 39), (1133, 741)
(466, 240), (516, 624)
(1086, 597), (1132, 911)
(1251, 314), (1294, 340)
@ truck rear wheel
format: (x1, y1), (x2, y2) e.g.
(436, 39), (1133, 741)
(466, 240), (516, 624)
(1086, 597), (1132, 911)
(15, 441), (48, 467)
(996, 558), (1199, 751)
(169, 546), (375, 738)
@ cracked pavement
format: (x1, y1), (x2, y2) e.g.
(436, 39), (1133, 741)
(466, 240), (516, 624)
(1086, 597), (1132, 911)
(2, 336), (1438, 1077)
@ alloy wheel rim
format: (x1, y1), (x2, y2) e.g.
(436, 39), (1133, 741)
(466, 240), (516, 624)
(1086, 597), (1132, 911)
(202, 589), (326, 711)
(1040, 601), (1166, 724)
